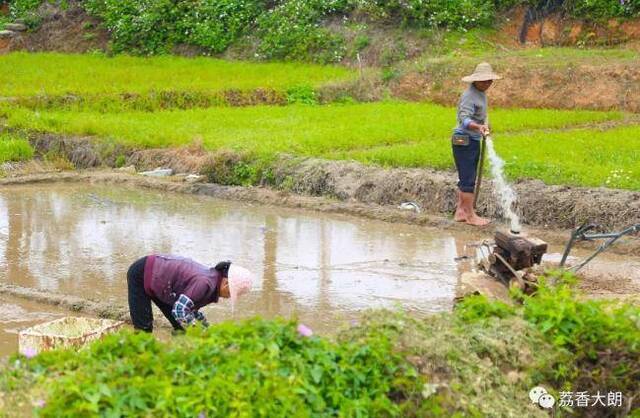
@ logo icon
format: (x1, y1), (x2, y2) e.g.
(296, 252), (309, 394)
(539, 393), (556, 409)
(529, 386), (555, 409)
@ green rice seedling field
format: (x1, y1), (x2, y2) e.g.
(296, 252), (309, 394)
(0, 52), (354, 97)
(3, 101), (637, 189)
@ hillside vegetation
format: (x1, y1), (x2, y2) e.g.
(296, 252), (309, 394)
(7, 0), (640, 62)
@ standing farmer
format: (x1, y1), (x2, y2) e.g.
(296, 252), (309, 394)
(127, 255), (254, 332)
(452, 62), (501, 226)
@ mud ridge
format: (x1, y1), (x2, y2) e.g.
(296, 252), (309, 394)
(26, 134), (640, 233)
(1, 168), (639, 257)
(8, 88), (289, 111)
(0, 283), (179, 330)
(0, 283), (129, 323)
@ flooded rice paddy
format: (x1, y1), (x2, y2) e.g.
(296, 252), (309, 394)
(0, 183), (637, 356)
(0, 183), (475, 354)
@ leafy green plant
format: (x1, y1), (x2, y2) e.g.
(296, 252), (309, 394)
(8, 0), (640, 59)
(174, 0), (267, 53)
(547, 0), (639, 20)
(2, 318), (422, 416)
(286, 85), (318, 105)
(8, 0), (43, 27)
(456, 271), (640, 413)
(454, 294), (515, 322)
(255, 0), (350, 63)
(114, 154), (126, 168)
(354, 34), (370, 51)
(83, 0), (177, 55)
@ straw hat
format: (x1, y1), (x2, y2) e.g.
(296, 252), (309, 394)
(227, 264), (254, 312)
(461, 62), (502, 83)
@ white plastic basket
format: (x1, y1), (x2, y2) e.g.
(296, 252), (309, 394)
(18, 317), (125, 355)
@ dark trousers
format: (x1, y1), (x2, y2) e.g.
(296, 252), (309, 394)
(452, 139), (481, 193)
(127, 257), (184, 332)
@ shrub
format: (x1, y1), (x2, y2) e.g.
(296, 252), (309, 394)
(455, 271), (640, 414)
(9, 0), (640, 60)
(114, 154), (126, 168)
(8, 0), (44, 27)
(350, 0), (495, 28)
(565, 0), (640, 20)
(504, 0), (640, 20)
(286, 85), (318, 104)
(255, 0), (351, 63)
(174, 0), (267, 53)
(8, 0), (42, 17)
(399, 0), (494, 28)
(83, 0), (177, 55)
(3, 318), (422, 416)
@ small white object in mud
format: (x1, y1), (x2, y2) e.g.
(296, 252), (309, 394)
(398, 201), (421, 213)
(140, 168), (173, 177)
(185, 174), (206, 183)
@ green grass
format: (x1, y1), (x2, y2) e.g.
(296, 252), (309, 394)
(0, 133), (34, 163)
(344, 124), (640, 189)
(4, 101), (634, 189)
(0, 52), (355, 97)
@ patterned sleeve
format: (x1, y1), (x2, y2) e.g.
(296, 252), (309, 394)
(172, 294), (196, 326)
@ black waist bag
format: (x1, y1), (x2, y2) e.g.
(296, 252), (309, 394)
(451, 134), (470, 146)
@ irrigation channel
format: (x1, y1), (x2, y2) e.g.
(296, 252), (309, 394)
(0, 182), (638, 356)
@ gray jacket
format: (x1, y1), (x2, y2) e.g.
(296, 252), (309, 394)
(455, 84), (487, 140)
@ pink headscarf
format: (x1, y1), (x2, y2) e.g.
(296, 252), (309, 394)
(227, 264), (254, 312)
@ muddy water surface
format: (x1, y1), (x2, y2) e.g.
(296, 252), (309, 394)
(2, 183), (636, 357)
(0, 184), (475, 339)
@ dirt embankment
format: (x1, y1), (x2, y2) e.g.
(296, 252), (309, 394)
(25, 134), (640, 237)
(392, 60), (640, 112)
(1, 2), (109, 54)
(507, 7), (640, 47)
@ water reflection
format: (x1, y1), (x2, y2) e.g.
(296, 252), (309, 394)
(0, 184), (464, 331)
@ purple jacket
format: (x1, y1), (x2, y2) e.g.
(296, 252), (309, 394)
(143, 255), (220, 308)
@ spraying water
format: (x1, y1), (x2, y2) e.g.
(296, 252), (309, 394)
(485, 137), (522, 233)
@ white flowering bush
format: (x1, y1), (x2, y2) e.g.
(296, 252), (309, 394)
(175, 0), (267, 53)
(13, 0), (640, 58)
(255, 0), (351, 62)
(84, 0), (176, 54)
